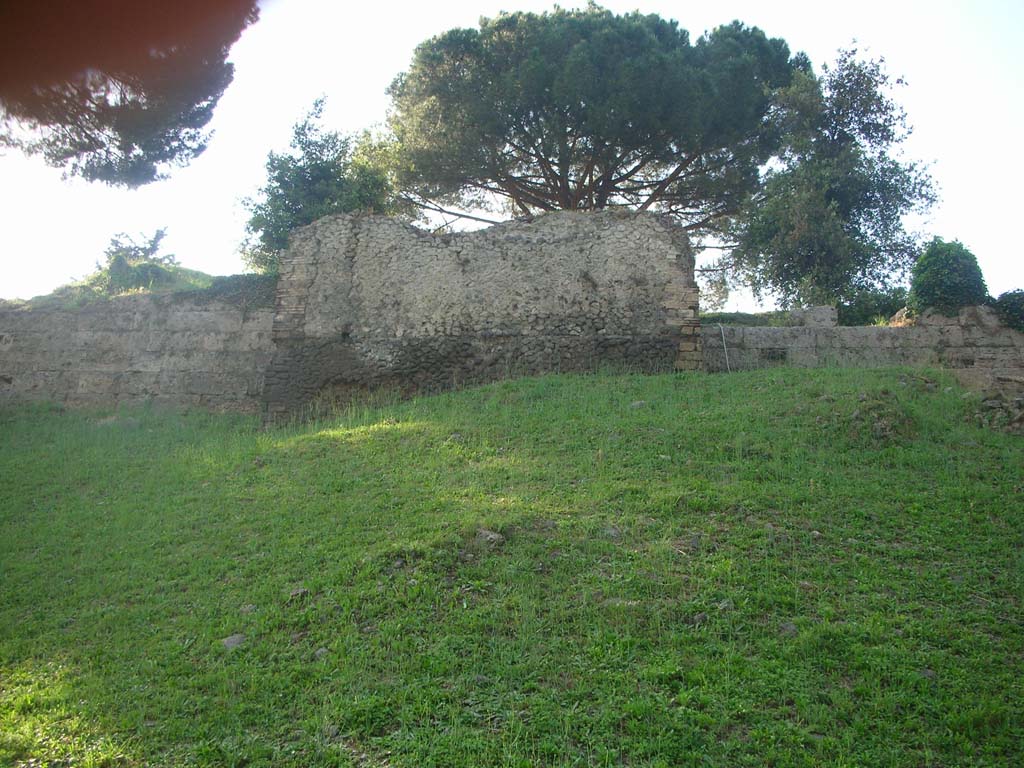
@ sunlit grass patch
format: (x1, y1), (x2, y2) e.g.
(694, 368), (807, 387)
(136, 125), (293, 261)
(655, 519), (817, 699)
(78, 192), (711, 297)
(1, 368), (1021, 766)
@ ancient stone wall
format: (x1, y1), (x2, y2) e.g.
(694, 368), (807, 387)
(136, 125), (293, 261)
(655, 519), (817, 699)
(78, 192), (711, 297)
(263, 211), (701, 419)
(0, 294), (274, 412)
(10, 210), (1014, 420)
(701, 306), (1024, 391)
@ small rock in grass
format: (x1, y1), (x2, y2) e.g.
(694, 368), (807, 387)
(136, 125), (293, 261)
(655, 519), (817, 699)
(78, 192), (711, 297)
(288, 587), (310, 602)
(689, 612), (708, 626)
(322, 724), (340, 740)
(920, 668), (936, 680)
(677, 534), (701, 554)
(314, 647), (329, 660)
(810, 530), (823, 540)
(629, 400), (646, 409)
(476, 529), (505, 547)
(239, 603), (257, 614)
(779, 621), (798, 637)
(221, 633), (246, 650)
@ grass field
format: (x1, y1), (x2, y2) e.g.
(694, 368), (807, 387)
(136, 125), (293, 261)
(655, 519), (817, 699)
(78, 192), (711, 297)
(1, 368), (1021, 767)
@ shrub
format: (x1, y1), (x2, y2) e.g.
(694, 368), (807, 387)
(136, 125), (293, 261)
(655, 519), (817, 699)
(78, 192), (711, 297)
(107, 255), (173, 293)
(837, 287), (908, 326)
(907, 238), (988, 315)
(994, 290), (1024, 331)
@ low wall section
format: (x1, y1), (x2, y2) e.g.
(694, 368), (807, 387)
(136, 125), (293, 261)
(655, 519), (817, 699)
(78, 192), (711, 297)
(0, 295), (274, 412)
(700, 307), (1024, 390)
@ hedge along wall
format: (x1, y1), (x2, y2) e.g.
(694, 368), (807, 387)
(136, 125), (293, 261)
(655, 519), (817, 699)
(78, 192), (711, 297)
(0, 294), (275, 412)
(701, 306), (1024, 390)
(263, 211), (702, 420)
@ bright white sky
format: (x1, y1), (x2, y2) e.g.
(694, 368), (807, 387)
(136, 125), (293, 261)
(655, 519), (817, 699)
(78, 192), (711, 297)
(1, 0), (1020, 308)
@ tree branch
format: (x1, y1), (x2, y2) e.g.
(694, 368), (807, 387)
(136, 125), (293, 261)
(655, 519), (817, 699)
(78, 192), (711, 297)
(638, 154), (698, 211)
(400, 194), (503, 225)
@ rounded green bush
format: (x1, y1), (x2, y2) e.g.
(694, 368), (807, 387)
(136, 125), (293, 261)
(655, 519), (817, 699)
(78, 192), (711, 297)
(994, 289), (1024, 331)
(907, 238), (988, 315)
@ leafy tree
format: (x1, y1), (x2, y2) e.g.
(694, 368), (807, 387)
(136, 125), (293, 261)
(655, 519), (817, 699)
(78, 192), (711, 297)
(0, 1), (258, 186)
(725, 50), (935, 306)
(908, 238), (987, 315)
(242, 100), (401, 274)
(387, 6), (799, 228)
(836, 286), (908, 326)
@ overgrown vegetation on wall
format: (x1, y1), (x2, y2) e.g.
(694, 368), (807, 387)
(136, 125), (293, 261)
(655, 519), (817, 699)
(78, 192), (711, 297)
(177, 274), (278, 309)
(994, 290), (1024, 332)
(908, 238), (989, 316)
(11, 230), (213, 309)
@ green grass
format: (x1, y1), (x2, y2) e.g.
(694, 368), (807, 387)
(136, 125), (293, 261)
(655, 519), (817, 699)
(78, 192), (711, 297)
(1, 368), (1021, 767)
